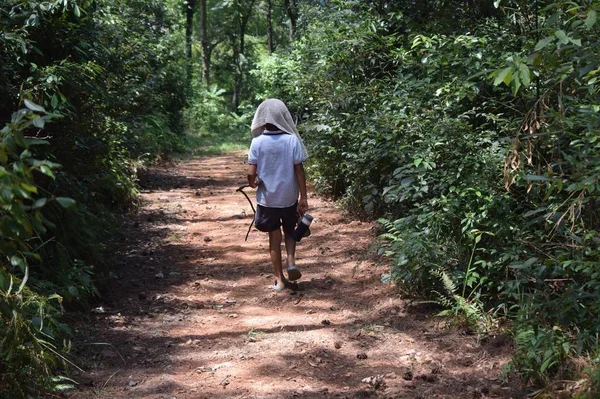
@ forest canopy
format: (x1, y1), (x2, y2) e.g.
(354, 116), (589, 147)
(1, 0), (599, 397)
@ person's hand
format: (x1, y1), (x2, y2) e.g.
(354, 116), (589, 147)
(248, 174), (257, 188)
(298, 197), (308, 214)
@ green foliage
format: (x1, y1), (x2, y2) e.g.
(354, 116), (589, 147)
(505, 326), (576, 386)
(252, 0), (600, 389)
(1, 0), (191, 396)
(0, 104), (76, 396)
(0, 268), (70, 397)
(184, 83), (251, 155)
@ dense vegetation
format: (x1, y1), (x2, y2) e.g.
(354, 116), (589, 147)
(1, 0), (187, 395)
(256, 0), (600, 395)
(1, 0), (599, 397)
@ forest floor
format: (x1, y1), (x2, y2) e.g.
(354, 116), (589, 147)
(67, 152), (522, 399)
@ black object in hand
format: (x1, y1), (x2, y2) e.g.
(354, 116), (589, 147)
(292, 213), (313, 242)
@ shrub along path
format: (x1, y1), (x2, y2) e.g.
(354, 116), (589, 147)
(68, 152), (518, 399)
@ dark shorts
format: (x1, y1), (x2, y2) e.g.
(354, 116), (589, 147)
(255, 202), (297, 234)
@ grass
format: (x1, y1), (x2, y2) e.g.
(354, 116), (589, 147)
(181, 125), (251, 157)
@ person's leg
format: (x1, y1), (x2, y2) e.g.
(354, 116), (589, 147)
(284, 232), (296, 268)
(269, 228), (286, 289)
(256, 205), (287, 290)
(281, 203), (302, 281)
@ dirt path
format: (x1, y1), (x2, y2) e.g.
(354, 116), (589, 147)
(68, 152), (516, 399)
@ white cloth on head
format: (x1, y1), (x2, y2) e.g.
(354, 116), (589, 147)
(250, 98), (308, 159)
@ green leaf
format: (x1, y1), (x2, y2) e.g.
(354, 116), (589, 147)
(33, 117), (45, 128)
(525, 174), (550, 182)
(24, 99), (46, 113)
(20, 183), (38, 193)
(33, 198), (47, 208)
(11, 256), (27, 271)
(493, 67), (512, 86)
(40, 165), (55, 178)
(554, 30), (569, 44)
(540, 353), (556, 373)
(535, 36), (555, 51)
(73, 4), (81, 17)
(51, 94), (59, 109)
(381, 274), (391, 284)
(511, 75), (521, 95)
(68, 286), (79, 297)
(585, 10), (597, 30)
(56, 197), (76, 208)
(519, 64), (531, 87)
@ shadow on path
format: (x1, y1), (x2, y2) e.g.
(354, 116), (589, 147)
(68, 152), (519, 399)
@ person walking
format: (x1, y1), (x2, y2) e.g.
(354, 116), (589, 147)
(247, 99), (308, 291)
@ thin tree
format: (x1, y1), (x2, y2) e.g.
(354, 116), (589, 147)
(266, 0), (274, 54)
(199, 0), (210, 85)
(231, 0), (257, 113)
(185, 0), (197, 85)
(284, 0), (298, 41)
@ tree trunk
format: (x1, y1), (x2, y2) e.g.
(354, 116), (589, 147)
(199, 0), (210, 85)
(232, 37), (241, 112)
(231, 0), (256, 113)
(185, 0), (196, 84)
(266, 0), (273, 54)
(284, 0), (297, 41)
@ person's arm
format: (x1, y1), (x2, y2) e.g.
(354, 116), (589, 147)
(294, 163), (308, 214)
(248, 164), (258, 188)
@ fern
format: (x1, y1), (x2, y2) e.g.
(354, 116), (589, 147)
(432, 269), (496, 335)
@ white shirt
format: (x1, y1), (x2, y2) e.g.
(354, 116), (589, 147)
(248, 131), (307, 208)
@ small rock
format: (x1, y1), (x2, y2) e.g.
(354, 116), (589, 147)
(402, 370), (413, 380)
(204, 236), (212, 242)
(356, 352), (368, 360)
(154, 272), (164, 279)
(321, 319), (331, 325)
(361, 375), (384, 389)
(334, 341), (343, 349)
(128, 380), (137, 387)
